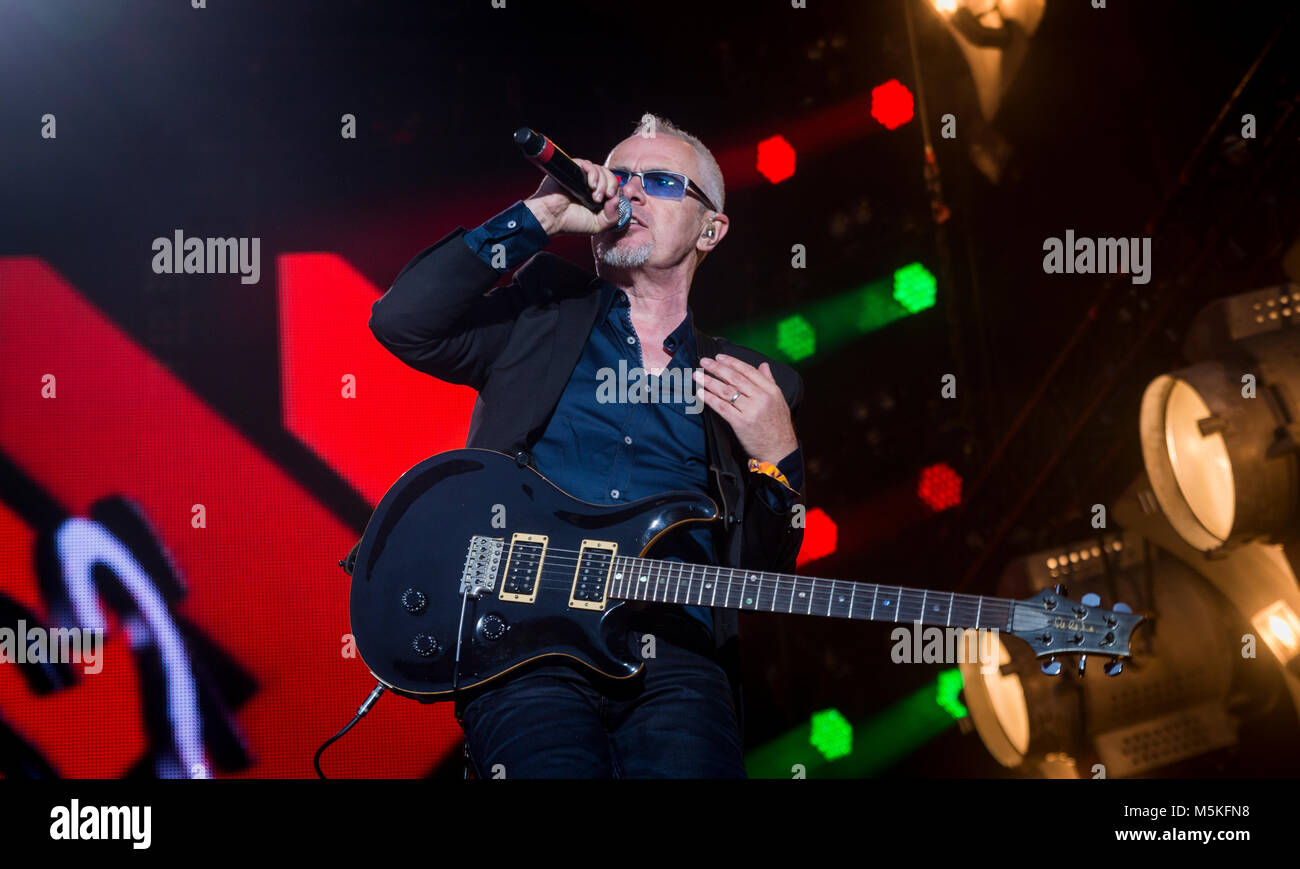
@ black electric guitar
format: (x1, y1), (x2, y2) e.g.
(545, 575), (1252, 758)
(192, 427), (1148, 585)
(348, 449), (1146, 699)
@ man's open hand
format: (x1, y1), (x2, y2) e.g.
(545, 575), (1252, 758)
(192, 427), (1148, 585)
(693, 354), (798, 466)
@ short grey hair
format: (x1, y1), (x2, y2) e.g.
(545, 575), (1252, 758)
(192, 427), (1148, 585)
(623, 113), (725, 214)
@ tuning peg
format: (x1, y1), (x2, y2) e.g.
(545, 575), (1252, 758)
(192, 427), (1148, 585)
(1080, 592), (1100, 607)
(1054, 583), (1068, 598)
(1112, 602), (1132, 613)
(1077, 654), (1087, 676)
(1104, 656), (1124, 676)
(1041, 656), (1061, 676)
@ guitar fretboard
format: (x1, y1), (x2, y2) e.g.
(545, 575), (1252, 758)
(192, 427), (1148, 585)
(606, 555), (1012, 631)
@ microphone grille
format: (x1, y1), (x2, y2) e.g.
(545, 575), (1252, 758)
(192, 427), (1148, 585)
(616, 195), (631, 229)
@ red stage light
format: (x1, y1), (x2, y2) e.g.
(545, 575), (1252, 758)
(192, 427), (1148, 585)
(796, 507), (838, 566)
(756, 134), (796, 184)
(870, 79), (914, 130)
(917, 462), (962, 512)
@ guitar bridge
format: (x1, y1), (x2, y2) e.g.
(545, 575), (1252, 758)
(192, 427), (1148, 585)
(460, 536), (504, 598)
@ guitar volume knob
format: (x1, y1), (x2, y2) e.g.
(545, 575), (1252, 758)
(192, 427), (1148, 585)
(401, 588), (428, 614)
(411, 634), (441, 657)
(477, 613), (508, 641)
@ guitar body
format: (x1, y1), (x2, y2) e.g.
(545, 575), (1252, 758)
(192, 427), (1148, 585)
(348, 448), (719, 700)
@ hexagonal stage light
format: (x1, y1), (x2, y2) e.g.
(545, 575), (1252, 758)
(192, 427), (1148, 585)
(756, 134), (796, 184)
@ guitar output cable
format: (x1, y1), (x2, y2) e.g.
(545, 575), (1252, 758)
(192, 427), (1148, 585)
(313, 682), (386, 779)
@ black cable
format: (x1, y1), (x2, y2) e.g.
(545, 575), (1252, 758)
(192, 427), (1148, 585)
(314, 682), (386, 779)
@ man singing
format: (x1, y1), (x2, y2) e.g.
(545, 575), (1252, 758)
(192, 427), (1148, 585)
(369, 114), (805, 777)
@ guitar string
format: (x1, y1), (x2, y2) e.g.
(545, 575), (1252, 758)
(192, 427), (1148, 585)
(456, 543), (1015, 621)
(469, 541), (1004, 600)
(482, 560), (1001, 602)
(519, 570), (1008, 614)
(477, 548), (1012, 602)
(466, 557), (1011, 602)
(449, 546), (1113, 643)
(457, 541), (1109, 622)
(554, 577), (1007, 622)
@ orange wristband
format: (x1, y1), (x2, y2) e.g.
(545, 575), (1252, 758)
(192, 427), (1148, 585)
(747, 458), (792, 489)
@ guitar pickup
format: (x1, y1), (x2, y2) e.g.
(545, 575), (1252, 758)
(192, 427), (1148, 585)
(569, 540), (617, 612)
(498, 533), (547, 604)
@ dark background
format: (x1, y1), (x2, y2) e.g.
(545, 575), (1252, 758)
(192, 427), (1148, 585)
(2, 0), (1297, 775)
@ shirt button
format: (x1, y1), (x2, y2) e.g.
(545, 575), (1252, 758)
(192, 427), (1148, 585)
(624, 435), (632, 445)
(610, 489), (620, 499)
(626, 336), (636, 345)
(506, 220), (517, 228)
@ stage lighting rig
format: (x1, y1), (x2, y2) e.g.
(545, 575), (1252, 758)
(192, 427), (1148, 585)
(961, 531), (1247, 778)
(1140, 285), (1300, 555)
(1139, 285), (1300, 680)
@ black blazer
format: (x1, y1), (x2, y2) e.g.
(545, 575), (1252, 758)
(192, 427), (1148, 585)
(368, 227), (807, 733)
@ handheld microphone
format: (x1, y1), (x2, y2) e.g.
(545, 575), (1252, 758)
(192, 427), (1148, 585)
(514, 127), (631, 230)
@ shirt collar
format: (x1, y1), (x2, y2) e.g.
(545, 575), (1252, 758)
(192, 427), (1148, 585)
(599, 281), (699, 365)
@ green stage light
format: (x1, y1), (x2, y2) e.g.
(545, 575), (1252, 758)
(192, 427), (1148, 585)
(936, 667), (969, 720)
(892, 262), (937, 314)
(745, 669), (963, 777)
(723, 264), (937, 365)
(856, 284), (902, 333)
(809, 708), (853, 761)
(776, 314), (816, 361)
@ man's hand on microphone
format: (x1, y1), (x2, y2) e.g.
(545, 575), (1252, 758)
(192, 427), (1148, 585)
(524, 158), (624, 236)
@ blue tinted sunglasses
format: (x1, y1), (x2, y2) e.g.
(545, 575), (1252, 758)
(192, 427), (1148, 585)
(610, 168), (719, 212)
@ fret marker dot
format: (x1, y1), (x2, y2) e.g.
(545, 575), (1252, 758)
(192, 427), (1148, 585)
(746, 598), (753, 605)
(798, 592), (806, 598)
(639, 575), (648, 583)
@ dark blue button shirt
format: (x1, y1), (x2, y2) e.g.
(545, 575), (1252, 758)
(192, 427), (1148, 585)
(463, 201), (551, 270)
(529, 282), (719, 635)
(464, 202), (805, 637)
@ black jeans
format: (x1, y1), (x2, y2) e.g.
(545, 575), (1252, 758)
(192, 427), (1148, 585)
(458, 613), (746, 778)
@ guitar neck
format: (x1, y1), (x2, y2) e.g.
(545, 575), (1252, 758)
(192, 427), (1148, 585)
(606, 555), (1014, 631)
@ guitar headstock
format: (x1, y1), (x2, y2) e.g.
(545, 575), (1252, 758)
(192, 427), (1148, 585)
(1006, 586), (1147, 676)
